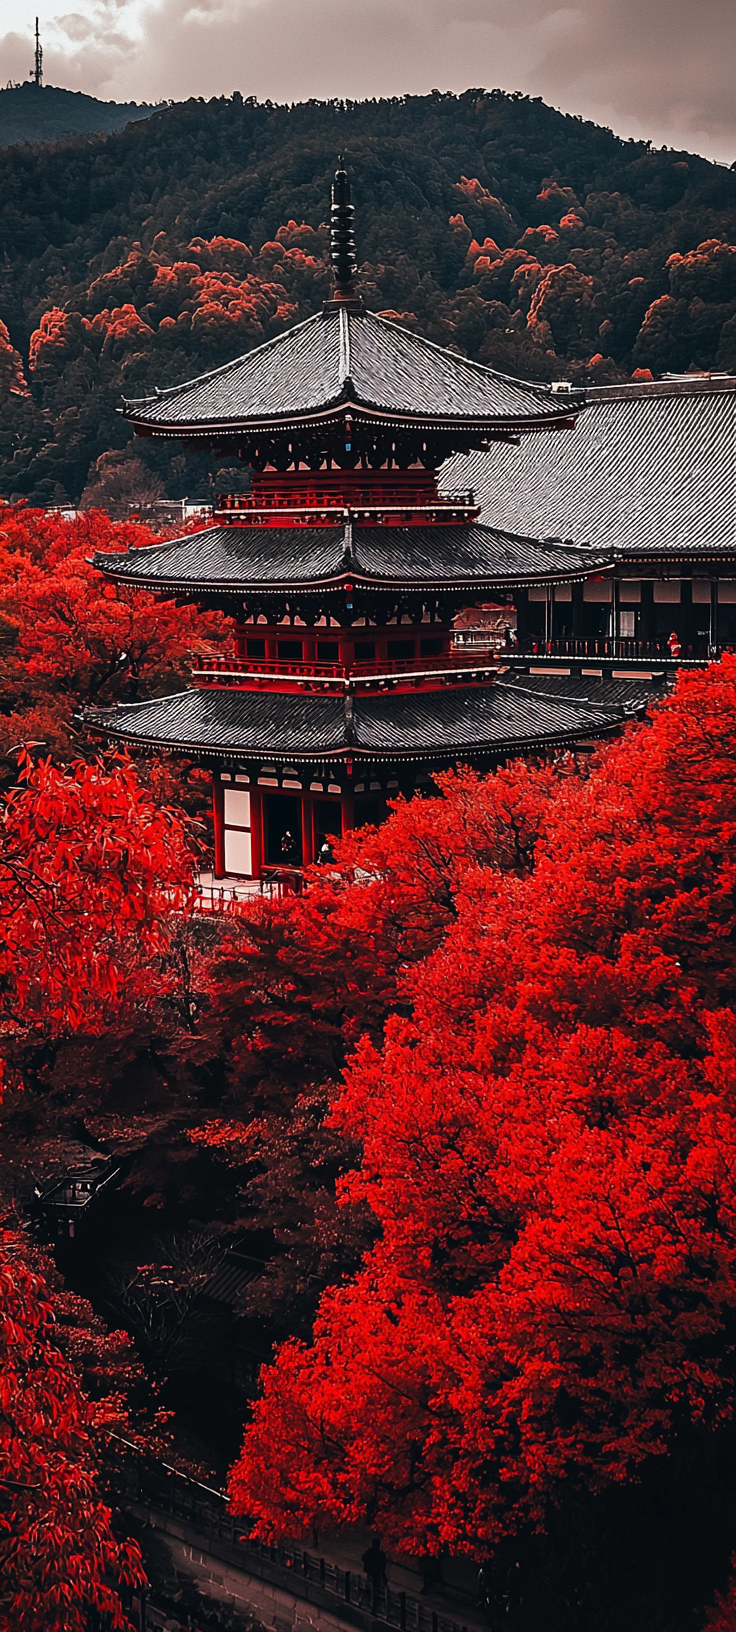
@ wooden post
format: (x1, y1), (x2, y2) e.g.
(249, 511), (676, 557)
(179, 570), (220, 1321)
(341, 792), (355, 836)
(250, 786), (264, 878)
(301, 794), (315, 866)
(212, 775), (225, 878)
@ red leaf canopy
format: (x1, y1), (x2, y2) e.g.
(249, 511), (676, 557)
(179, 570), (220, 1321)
(228, 657), (736, 1557)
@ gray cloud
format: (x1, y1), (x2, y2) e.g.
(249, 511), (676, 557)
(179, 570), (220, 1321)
(0, 0), (733, 161)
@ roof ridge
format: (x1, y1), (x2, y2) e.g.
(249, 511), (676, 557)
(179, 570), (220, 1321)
(123, 310), (322, 408)
(87, 688), (195, 716)
(365, 308), (584, 401)
(588, 375), (736, 402)
(496, 678), (624, 717)
(462, 519), (611, 559)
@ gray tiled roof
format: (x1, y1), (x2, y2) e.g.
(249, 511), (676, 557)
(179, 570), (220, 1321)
(501, 671), (667, 710)
(86, 679), (626, 762)
(123, 308), (582, 434)
(442, 376), (736, 558)
(93, 523), (611, 595)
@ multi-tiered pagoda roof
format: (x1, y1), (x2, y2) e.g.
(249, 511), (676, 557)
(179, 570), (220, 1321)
(88, 163), (650, 884)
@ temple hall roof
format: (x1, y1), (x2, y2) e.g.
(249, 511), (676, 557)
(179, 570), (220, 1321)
(442, 374), (736, 559)
(93, 522), (612, 597)
(86, 678), (632, 764)
(122, 307), (584, 437)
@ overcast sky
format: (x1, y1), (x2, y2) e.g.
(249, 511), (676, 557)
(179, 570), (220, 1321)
(0, 0), (734, 164)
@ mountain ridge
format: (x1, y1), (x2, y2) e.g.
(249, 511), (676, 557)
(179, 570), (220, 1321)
(1, 88), (735, 505)
(0, 81), (163, 150)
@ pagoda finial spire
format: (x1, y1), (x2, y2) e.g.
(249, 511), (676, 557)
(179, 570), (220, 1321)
(327, 157), (361, 308)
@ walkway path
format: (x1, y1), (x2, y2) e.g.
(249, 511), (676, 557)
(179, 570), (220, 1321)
(123, 1483), (486, 1632)
(141, 1505), (365, 1632)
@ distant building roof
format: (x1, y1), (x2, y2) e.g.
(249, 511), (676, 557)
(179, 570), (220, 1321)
(86, 679), (632, 763)
(442, 374), (736, 560)
(93, 522), (612, 597)
(122, 307), (584, 438)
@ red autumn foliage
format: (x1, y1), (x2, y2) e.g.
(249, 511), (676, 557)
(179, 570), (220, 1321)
(0, 747), (199, 1623)
(0, 1231), (145, 1631)
(227, 659), (736, 1558)
(0, 748), (195, 1040)
(0, 504), (224, 759)
(704, 1564), (736, 1631)
(190, 761), (560, 1327)
(0, 319), (29, 400)
(527, 262), (599, 355)
(26, 229), (332, 389)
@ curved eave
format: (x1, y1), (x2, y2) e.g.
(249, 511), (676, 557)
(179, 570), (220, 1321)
(122, 403), (580, 440)
(93, 548), (623, 600)
(92, 561), (617, 597)
(85, 713), (624, 764)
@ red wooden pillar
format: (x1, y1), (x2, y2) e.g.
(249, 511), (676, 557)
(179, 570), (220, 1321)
(301, 793), (315, 866)
(212, 775), (225, 878)
(341, 792), (355, 837)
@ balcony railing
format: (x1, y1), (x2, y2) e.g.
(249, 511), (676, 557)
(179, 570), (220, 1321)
(213, 489), (479, 527)
(216, 487), (476, 511)
(192, 649), (498, 689)
(515, 636), (712, 662)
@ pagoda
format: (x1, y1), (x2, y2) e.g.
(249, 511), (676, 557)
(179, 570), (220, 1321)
(89, 162), (630, 885)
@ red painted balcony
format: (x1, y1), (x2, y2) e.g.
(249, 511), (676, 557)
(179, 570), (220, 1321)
(191, 648), (499, 695)
(213, 471), (479, 527)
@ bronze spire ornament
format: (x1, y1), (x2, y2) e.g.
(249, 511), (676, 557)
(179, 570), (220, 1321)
(326, 157), (363, 310)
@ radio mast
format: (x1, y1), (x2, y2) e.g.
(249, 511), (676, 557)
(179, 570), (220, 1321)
(30, 18), (43, 87)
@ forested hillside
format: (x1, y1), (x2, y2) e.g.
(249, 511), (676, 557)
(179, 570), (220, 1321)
(0, 82), (162, 150)
(2, 88), (736, 505)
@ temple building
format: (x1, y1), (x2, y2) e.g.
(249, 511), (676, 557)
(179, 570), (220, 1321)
(89, 164), (657, 887)
(446, 371), (736, 666)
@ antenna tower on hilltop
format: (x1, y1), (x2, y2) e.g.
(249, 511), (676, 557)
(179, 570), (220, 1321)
(30, 18), (43, 87)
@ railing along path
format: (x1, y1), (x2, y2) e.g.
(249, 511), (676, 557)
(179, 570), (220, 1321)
(107, 1440), (475, 1632)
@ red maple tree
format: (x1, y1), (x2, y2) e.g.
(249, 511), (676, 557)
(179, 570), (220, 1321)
(189, 759), (561, 1328)
(226, 658), (736, 1559)
(0, 748), (195, 1041)
(0, 750), (200, 1626)
(0, 1233), (146, 1632)
(0, 503), (224, 764)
